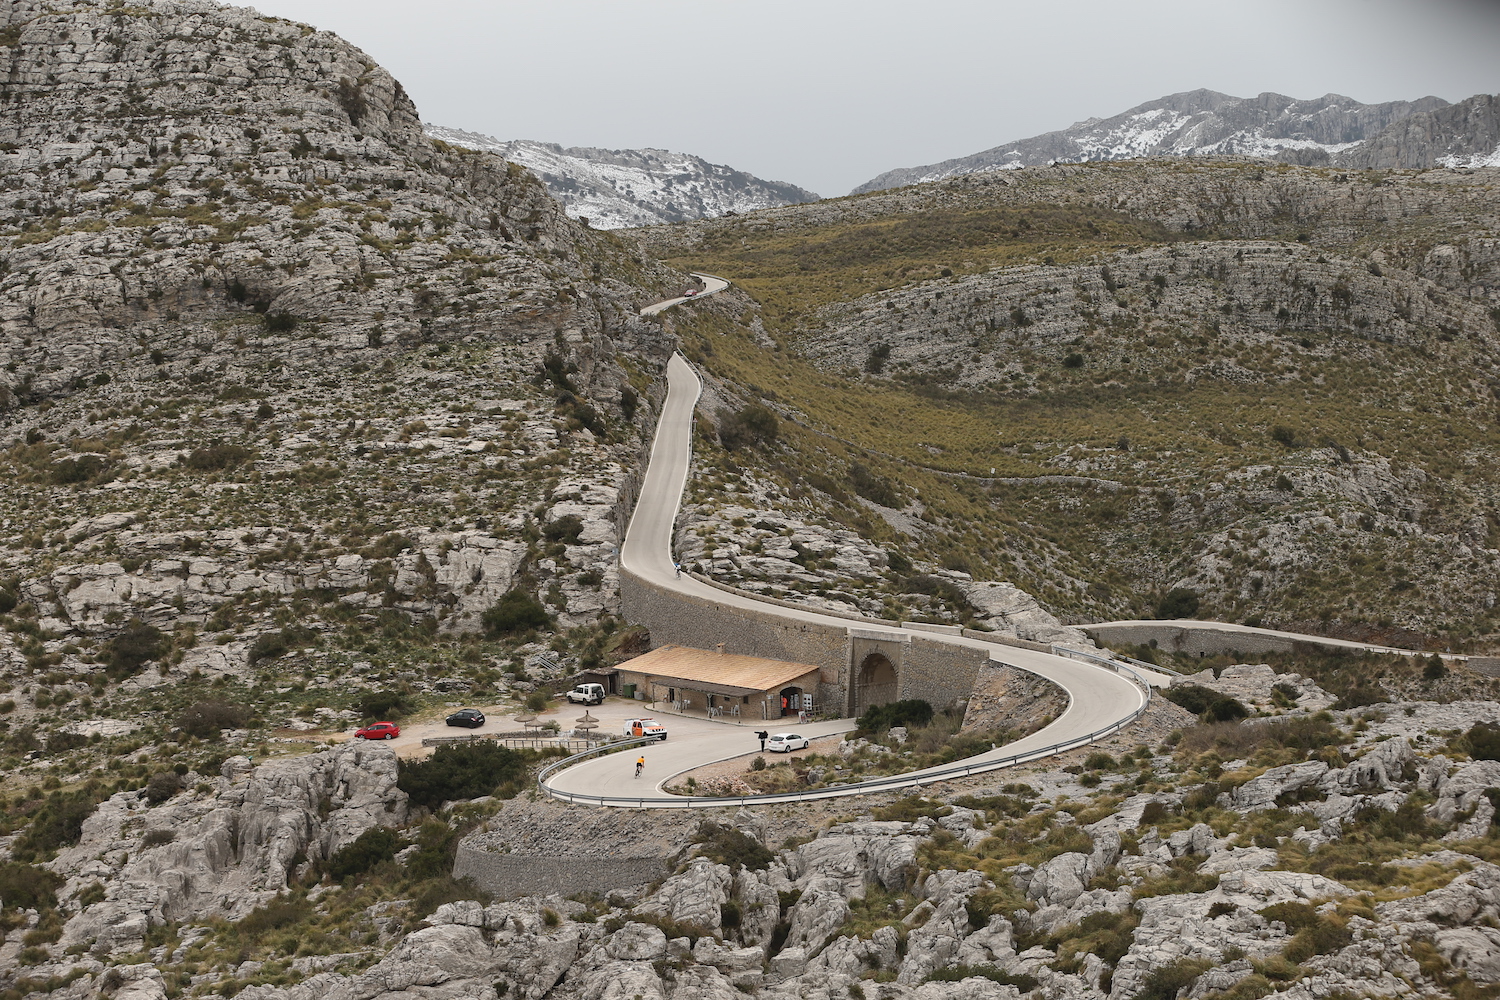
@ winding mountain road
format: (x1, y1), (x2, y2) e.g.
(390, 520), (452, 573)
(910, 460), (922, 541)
(543, 348), (1149, 806)
(542, 276), (1451, 807)
(639, 272), (729, 316)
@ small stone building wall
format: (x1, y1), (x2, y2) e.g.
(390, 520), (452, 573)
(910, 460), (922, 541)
(620, 568), (987, 716)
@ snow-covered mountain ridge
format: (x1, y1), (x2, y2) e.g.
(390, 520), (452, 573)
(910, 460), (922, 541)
(425, 126), (819, 229)
(851, 89), (1487, 194)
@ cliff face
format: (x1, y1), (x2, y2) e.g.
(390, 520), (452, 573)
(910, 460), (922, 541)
(1340, 93), (1500, 169)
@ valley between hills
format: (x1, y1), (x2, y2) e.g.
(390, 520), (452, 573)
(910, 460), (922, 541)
(2, 2), (1500, 1000)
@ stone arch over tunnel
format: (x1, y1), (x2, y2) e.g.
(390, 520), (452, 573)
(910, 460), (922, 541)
(854, 652), (899, 716)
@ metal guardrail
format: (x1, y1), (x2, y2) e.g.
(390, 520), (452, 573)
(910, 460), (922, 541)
(1051, 643), (1181, 678)
(422, 734), (611, 752)
(535, 657), (1153, 809)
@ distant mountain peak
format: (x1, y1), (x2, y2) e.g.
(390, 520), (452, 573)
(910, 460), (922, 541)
(426, 126), (819, 229)
(851, 89), (1456, 194)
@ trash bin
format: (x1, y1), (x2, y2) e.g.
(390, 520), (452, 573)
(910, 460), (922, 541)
(621, 683), (636, 699)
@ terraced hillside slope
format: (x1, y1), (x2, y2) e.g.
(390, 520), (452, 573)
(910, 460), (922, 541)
(631, 159), (1500, 650)
(0, 0), (687, 804)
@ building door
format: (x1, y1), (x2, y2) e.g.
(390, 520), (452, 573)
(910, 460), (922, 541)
(779, 686), (802, 716)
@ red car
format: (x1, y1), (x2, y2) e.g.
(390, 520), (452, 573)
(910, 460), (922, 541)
(355, 722), (400, 740)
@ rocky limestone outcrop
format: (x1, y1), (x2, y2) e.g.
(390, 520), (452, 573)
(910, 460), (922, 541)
(52, 742), (406, 955)
(1173, 662), (1336, 713)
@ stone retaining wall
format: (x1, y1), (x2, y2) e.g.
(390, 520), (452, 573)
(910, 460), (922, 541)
(1085, 623), (1306, 658)
(453, 847), (671, 901)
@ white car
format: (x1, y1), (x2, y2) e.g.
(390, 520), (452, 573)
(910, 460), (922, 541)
(766, 732), (809, 753)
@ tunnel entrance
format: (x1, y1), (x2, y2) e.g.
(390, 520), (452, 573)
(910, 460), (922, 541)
(853, 652), (898, 716)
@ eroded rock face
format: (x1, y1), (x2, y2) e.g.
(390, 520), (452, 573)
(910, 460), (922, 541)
(54, 743), (407, 954)
(0, 0), (678, 745)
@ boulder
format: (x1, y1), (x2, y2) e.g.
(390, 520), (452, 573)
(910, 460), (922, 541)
(1436, 926), (1500, 984)
(1224, 761), (1329, 812)
(633, 859), (732, 933)
(782, 877), (850, 954)
(1026, 852), (1091, 907)
(605, 922), (669, 962)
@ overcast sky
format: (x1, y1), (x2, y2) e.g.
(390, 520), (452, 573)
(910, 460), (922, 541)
(253, 0), (1500, 196)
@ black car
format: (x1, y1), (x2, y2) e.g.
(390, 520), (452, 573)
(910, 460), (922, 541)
(445, 708), (485, 729)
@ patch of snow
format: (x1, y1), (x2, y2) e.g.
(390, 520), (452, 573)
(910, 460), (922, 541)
(425, 126), (818, 229)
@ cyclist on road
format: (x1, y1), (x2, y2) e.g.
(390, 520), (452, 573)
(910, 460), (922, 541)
(635, 756), (645, 778)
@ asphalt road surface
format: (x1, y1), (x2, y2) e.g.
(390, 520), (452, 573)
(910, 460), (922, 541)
(544, 350), (1147, 806)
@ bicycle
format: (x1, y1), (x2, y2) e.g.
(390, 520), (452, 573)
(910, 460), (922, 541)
(635, 757), (645, 778)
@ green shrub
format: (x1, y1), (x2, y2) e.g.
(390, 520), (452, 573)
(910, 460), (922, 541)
(141, 829), (176, 848)
(857, 699), (933, 734)
(1423, 654), (1447, 681)
(105, 619), (165, 678)
(924, 966), (1038, 991)
(481, 590), (553, 637)
(1258, 901), (1318, 930)
(144, 772), (181, 803)
(849, 463), (901, 507)
(543, 515), (584, 544)
(263, 311), (298, 333)
(247, 629), (289, 664)
(1155, 587), (1200, 618)
(692, 821), (774, 872)
(176, 700), (248, 740)
(1205, 696), (1249, 723)
(410, 875), (490, 918)
(363, 532), (414, 560)
(1136, 958), (1211, 1000)
(357, 690), (413, 720)
(397, 742), (528, 809)
(184, 444), (253, 472)
(75, 881), (106, 908)
(325, 826), (399, 881)
(1469, 723), (1500, 761)
(1284, 914), (1352, 963)
(49, 455), (111, 485)
(12, 789), (105, 862)
(1084, 752), (1116, 771)
(0, 862), (63, 911)
(236, 897), (310, 939)
(1164, 684), (1217, 712)
(403, 819), (462, 881)
(717, 404), (779, 450)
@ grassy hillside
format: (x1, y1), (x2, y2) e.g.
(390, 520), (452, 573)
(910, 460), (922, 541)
(637, 159), (1500, 646)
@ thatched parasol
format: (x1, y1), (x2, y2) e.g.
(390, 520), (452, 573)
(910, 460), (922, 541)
(575, 711), (598, 724)
(514, 712), (539, 732)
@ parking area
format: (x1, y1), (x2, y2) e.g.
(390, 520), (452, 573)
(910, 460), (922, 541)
(335, 696), (747, 759)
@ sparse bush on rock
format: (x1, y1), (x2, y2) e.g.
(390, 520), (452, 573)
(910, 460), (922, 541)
(176, 700), (248, 739)
(481, 590), (553, 637)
